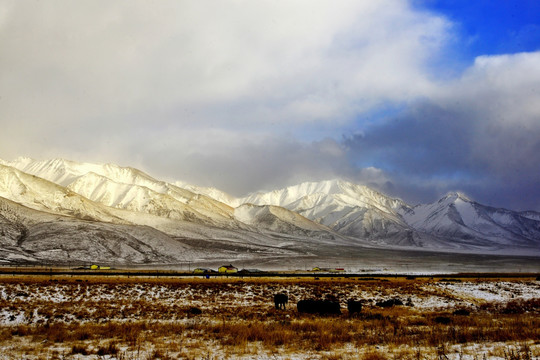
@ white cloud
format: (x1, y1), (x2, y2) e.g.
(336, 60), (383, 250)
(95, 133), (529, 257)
(0, 1), (450, 132)
(439, 52), (540, 124)
(0, 0), (458, 197)
(434, 51), (540, 179)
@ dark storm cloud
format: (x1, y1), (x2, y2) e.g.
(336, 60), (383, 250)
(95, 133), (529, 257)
(343, 52), (540, 211)
(344, 102), (477, 176)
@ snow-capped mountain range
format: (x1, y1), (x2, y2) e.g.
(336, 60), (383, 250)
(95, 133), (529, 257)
(0, 157), (539, 265)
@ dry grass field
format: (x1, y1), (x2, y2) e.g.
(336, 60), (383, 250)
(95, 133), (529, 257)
(0, 274), (539, 359)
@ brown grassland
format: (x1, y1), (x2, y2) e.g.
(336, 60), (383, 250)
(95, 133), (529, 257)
(0, 274), (538, 359)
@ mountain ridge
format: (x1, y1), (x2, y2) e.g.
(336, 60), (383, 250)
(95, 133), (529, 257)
(1, 157), (539, 265)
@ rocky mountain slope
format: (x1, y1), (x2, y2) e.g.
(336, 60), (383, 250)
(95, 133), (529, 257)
(0, 157), (539, 265)
(238, 180), (412, 243)
(241, 180), (540, 252)
(399, 192), (540, 249)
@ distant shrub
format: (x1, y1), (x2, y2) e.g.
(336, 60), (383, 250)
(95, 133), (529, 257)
(96, 342), (119, 356)
(361, 313), (386, 321)
(503, 298), (540, 314)
(71, 344), (89, 355)
(503, 344), (533, 360)
(362, 350), (387, 360)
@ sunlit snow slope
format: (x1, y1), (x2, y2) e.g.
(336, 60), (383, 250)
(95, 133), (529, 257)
(1, 157), (539, 265)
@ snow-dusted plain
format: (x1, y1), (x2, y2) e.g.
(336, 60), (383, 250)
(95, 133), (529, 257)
(0, 157), (539, 268)
(0, 275), (538, 359)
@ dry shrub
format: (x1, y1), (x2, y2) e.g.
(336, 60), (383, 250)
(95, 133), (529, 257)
(362, 349), (388, 360)
(503, 298), (540, 314)
(96, 341), (120, 356)
(11, 324), (32, 337)
(70, 344), (89, 355)
(502, 344), (534, 360)
(322, 354), (343, 360)
(149, 348), (175, 360)
(73, 326), (92, 341)
(41, 323), (70, 343)
(0, 328), (12, 342)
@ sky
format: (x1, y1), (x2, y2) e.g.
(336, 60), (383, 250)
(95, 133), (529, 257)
(1, 0), (539, 211)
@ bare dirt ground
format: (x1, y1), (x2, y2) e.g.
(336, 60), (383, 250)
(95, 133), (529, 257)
(0, 274), (539, 359)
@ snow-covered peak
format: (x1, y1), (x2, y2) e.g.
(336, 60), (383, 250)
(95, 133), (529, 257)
(402, 192), (474, 227)
(234, 179), (409, 237)
(3, 157), (110, 187)
(2, 157), (167, 193)
(0, 163), (125, 223)
(239, 179), (405, 213)
(174, 181), (238, 206)
(0, 156), (33, 167)
(240, 179), (347, 206)
(439, 191), (472, 205)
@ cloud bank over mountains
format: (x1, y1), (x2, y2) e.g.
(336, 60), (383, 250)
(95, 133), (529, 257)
(345, 51), (540, 209)
(0, 1), (539, 210)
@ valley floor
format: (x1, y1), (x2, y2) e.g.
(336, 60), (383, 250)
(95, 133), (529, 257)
(0, 275), (539, 359)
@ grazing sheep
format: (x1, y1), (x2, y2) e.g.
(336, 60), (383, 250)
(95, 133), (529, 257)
(297, 299), (341, 315)
(274, 293), (288, 310)
(347, 299), (363, 314)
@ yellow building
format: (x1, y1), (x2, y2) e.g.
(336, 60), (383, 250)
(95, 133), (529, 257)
(218, 264), (238, 273)
(90, 265), (110, 270)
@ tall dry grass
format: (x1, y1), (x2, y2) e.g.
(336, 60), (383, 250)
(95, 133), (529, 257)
(0, 275), (538, 359)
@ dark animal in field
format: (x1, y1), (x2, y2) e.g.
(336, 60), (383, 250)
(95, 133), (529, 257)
(274, 293), (288, 310)
(347, 299), (363, 314)
(297, 299), (341, 315)
(376, 298), (403, 308)
(406, 297), (414, 307)
(434, 316), (451, 324)
(189, 307), (202, 315)
(453, 309), (470, 316)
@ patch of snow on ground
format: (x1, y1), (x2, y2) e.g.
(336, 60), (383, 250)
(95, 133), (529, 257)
(441, 281), (540, 303)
